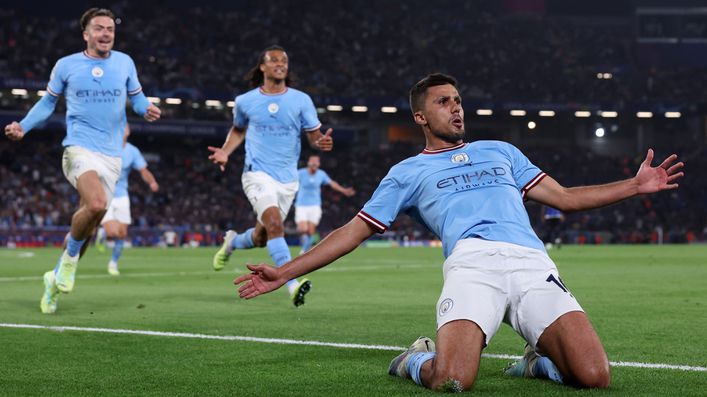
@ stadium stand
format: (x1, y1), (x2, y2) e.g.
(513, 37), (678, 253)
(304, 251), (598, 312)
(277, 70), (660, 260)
(1, 0), (705, 246)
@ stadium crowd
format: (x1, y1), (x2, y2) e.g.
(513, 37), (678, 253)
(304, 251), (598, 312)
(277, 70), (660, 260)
(1, 135), (704, 247)
(1, 1), (704, 247)
(2, 0), (707, 116)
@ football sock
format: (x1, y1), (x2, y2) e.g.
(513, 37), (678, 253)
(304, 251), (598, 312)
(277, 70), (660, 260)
(407, 352), (436, 385)
(112, 239), (124, 263)
(66, 235), (84, 257)
(230, 228), (255, 251)
(267, 237), (297, 291)
(300, 234), (312, 253)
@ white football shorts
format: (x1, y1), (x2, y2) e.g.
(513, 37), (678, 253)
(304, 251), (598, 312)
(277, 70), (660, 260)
(61, 145), (121, 205)
(241, 171), (298, 223)
(294, 205), (322, 225)
(436, 238), (584, 348)
(101, 196), (131, 225)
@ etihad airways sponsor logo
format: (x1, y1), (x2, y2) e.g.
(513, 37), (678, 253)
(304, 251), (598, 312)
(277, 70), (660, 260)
(436, 167), (507, 189)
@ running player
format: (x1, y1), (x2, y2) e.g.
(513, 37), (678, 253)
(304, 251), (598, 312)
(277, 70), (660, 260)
(295, 154), (355, 254)
(233, 73), (684, 391)
(4, 8), (161, 314)
(208, 45), (333, 306)
(96, 124), (159, 275)
(541, 205), (565, 249)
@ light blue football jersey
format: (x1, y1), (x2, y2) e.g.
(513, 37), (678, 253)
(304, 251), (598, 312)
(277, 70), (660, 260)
(357, 141), (548, 257)
(113, 143), (147, 198)
(47, 50), (143, 157)
(233, 87), (321, 183)
(295, 168), (331, 206)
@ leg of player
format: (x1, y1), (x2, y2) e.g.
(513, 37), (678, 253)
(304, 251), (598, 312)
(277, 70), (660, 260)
(54, 171), (107, 293)
(95, 226), (107, 252)
(212, 226), (259, 271)
(390, 319), (485, 391)
(106, 222), (128, 276)
(261, 206), (310, 306)
(297, 220), (312, 254)
(306, 222), (317, 252)
(535, 311), (611, 388)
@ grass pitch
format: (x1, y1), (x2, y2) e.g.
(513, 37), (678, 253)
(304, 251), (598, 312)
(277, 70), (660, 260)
(0, 245), (705, 396)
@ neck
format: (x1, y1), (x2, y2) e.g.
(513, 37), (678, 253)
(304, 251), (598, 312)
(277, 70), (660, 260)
(86, 47), (110, 59)
(424, 133), (463, 152)
(261, 78), (286, 94)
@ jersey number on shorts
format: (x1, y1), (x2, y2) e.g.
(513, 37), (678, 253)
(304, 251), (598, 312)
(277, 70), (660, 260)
(546, 274), (572, 297)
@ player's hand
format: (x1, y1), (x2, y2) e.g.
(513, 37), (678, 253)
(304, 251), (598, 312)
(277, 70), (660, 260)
(207, 146), (229, 171)
(315, 128), (333, 151)
(342, 187), (356, 197)
(4, 122), (25, 141)
(144, 104), (161, 122)
(234, 263), (286, 299)
(634, 148), (684, 194)
(149, 181), (159, 192)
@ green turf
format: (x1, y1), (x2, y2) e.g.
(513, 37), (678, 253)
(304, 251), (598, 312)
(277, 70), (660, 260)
(0, 245), (705, 396)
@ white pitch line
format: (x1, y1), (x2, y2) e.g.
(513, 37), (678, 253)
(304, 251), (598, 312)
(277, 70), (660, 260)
(0, 271), (216, 282)
(0, 264), (431, 283)
(0, 323), (704, 372)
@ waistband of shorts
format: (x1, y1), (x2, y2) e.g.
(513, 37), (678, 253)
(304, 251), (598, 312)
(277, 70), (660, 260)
(451, 238), (547, 256)
(64, 145), (121, 161)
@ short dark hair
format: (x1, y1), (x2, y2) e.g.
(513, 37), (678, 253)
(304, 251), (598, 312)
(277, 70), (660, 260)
(245, 45), (292, 88)
(409, 73), (457, 113)
(80, 8), (115, 31)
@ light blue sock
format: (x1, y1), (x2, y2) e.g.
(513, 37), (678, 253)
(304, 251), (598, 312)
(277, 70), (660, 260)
(532, 356), (564, 383)
(112, 239), (124, 263)
(230, 228), (255, 250)
(266, 237), (297, 290)
(66, 235), (84, 257)
(406, 352), (436, 385)
(301, 234), (312, 252)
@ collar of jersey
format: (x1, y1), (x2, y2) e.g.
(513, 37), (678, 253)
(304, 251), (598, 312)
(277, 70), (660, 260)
(259, 87), (289, 96)
(421, 142), (466, 154)
(83, 50), (112, 60)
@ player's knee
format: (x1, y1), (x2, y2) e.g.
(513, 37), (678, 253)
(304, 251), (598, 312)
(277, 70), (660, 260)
(432, 369), (475, 391)
(575, 363), (611, 389)
(86, 197), (107, 215)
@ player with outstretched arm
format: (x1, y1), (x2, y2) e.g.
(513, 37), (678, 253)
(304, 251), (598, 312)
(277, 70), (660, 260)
(208, 45), (334, 307)
(4, 8), (161, 314)
(233, 73), (683, 391)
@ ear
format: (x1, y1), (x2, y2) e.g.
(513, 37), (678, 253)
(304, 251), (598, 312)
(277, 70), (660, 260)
(259, 63), (266, 73)
(83, 30), (89, 43)
(413, 111), (426, 126)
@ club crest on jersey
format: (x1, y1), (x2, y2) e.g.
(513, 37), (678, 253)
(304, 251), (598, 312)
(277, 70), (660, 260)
(439, 298), (454, 316)
(450, 153), (469, 164)
(268, 103), (279, 114)
(91, 66), (104, 78)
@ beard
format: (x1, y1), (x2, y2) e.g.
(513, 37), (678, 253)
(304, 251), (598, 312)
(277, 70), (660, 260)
(430, 126), (465, 144)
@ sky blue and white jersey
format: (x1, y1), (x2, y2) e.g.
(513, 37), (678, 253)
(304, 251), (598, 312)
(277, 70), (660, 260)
(233, 87), (321, 183)
(114, 143), (147, 198)
(46, 50), (143, 157)
(295, 168), (331, 206)
(357, 141), (548, 257)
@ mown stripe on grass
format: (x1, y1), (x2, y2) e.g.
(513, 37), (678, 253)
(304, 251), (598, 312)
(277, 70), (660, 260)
(1, 323), (705, 372)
